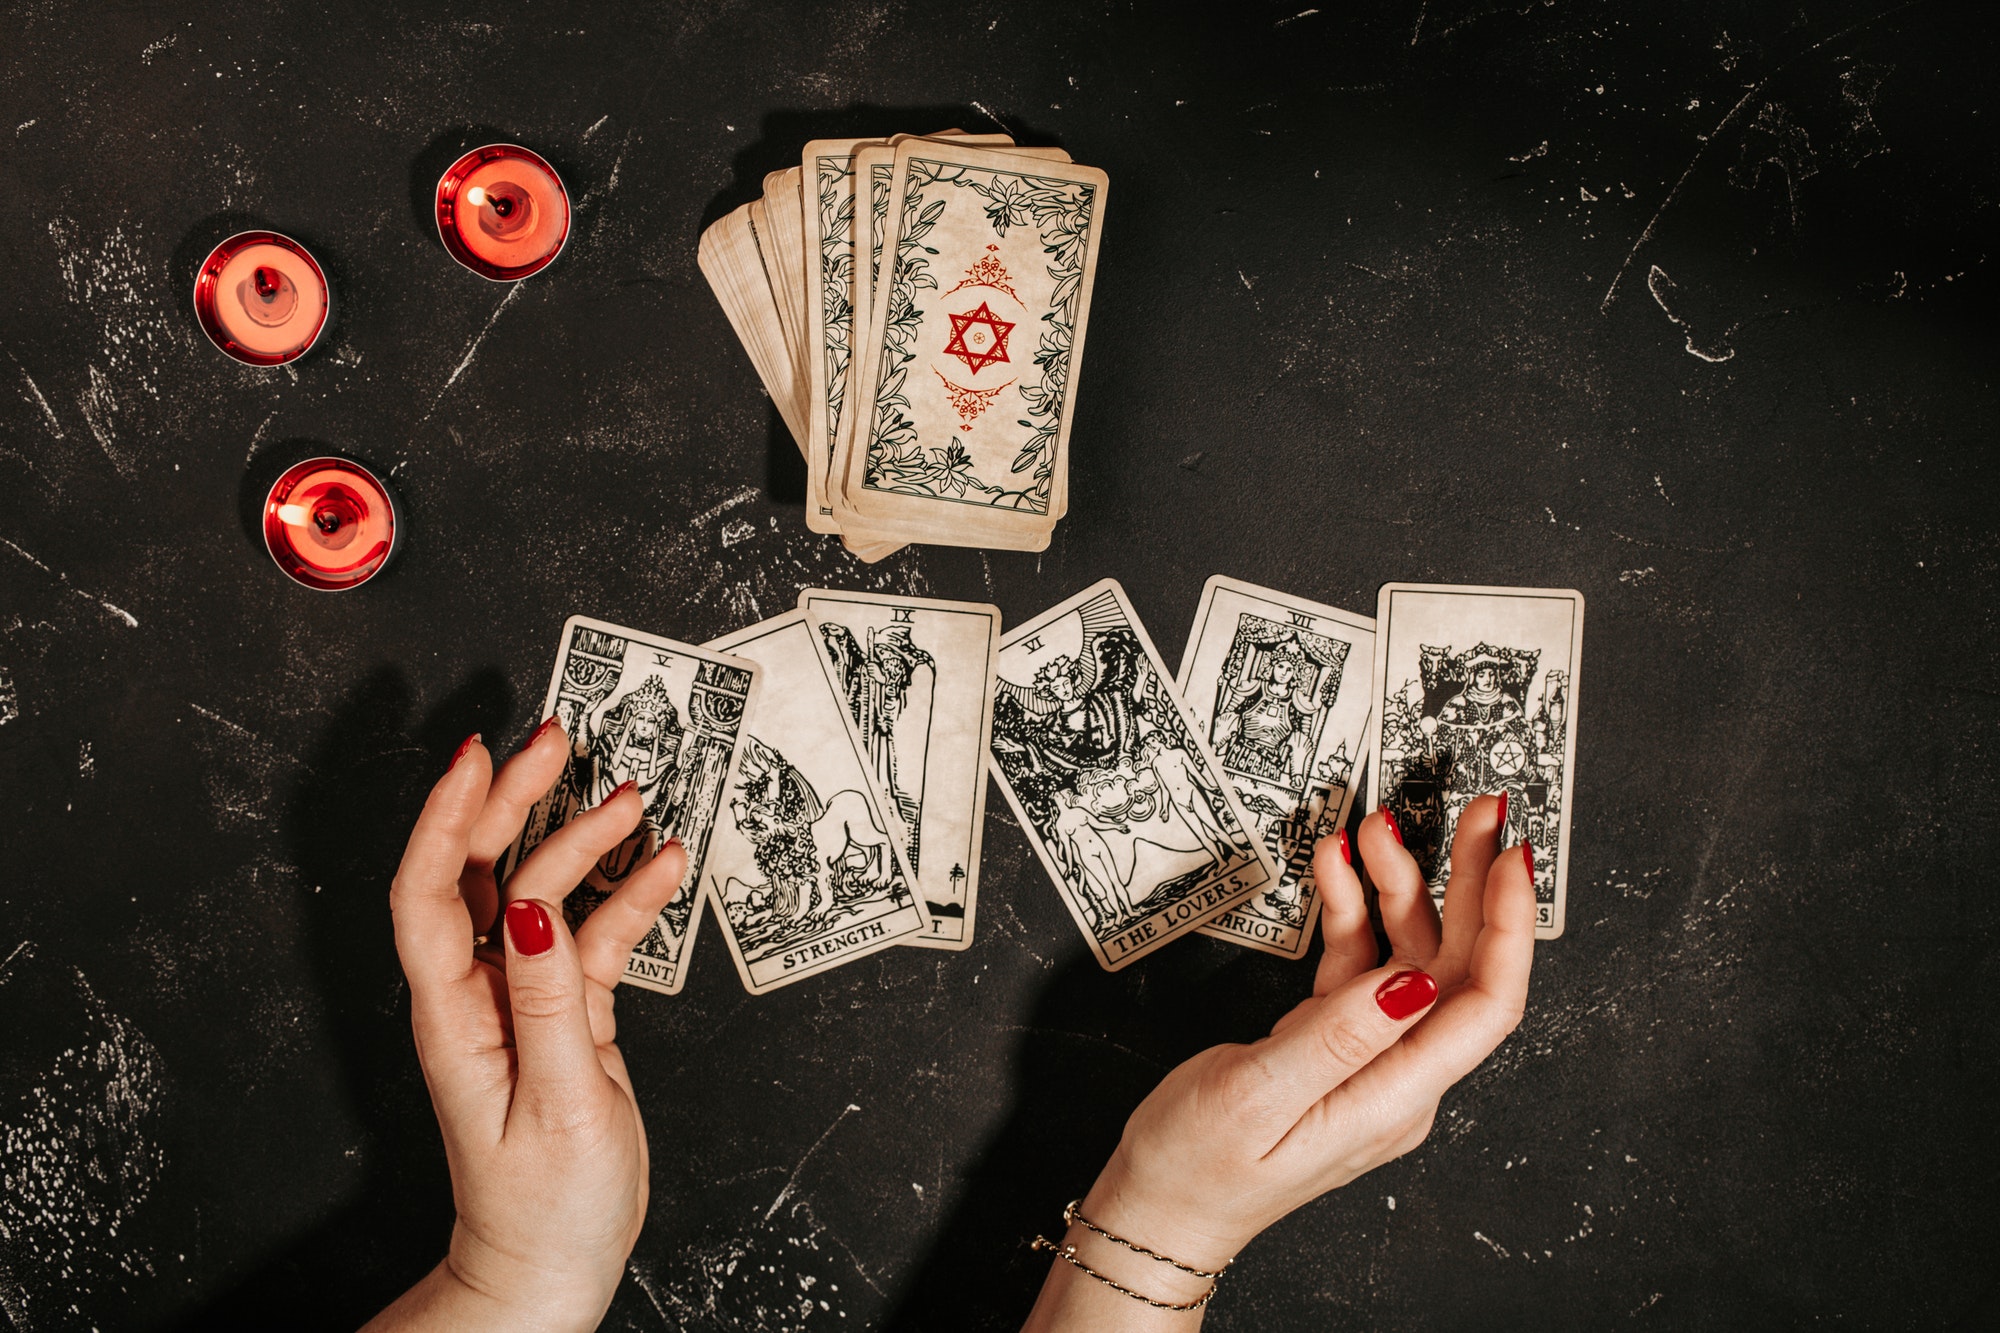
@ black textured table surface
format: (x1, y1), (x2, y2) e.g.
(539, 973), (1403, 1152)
(2, 3), (1995, 1329)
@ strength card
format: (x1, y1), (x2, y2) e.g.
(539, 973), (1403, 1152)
(800, 589), (1001, 951)
(1368, 584), (1583, 939)
(1177, 577), (1376, 960)
(702, 611), (931, 991)
(499, 616), (760, 996)
(988, 580), (1274, 971)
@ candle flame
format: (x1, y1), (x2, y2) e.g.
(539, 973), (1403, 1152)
(278, 503), (311, 526)
(465, 185), (487, 207)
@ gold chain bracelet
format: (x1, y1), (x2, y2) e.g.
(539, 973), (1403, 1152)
(1029, 1199), (1230, 1311)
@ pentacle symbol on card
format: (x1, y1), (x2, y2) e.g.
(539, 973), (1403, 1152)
(934, 367), (1016, 430)
(945, 244), (1023, 303)
(942, 301), (1015, 374)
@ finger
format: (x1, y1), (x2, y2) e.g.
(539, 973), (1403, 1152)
(1235, 958), (1440, 1130)
(1311, 831), (1377, 997)
(500, 898), (609, 1121)
(575, 836), (688, 989)
(1433, 793), (1505, 989)
(1362, 808), (1440, 966)
(1346, 840), (1535, 1106)
(502, 781), (644, 908)
(468, 717), (570, 866)
(389, 736), (490, 1001)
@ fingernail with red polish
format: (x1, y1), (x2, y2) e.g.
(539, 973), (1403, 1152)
(603, 780), (637, 805)
(448, 733), (481, 771)
(505, 900), (554, 956)
(1523, 840), (1536, 880)
(1380, 807), (1403, 846)
(529, 716), (561, 746)
(1375, 968), (1438, 1020)
(1496, 791), (1509, 839)
(1336, 829), (1352, 865)
(665, 835), (683, 850)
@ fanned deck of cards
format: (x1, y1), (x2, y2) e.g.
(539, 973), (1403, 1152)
(700, 130), (1108, 560)
(501, 580), (1580, 994)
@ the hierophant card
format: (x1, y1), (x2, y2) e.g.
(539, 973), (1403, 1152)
(1177, 577), (1376, 959)
(800, 589), (1000, 951)
(702, 611), (931, 991)
(499, 617), (760, 995)
(988, 580), (1274, 971)
(1368, 583), (1583, 939)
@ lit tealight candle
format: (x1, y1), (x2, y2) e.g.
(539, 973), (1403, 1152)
(262, 456), (399, 591)
(435, 144), (570, 280)
(193, 231), (331, 366)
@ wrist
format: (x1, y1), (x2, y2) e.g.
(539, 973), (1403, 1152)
(1081, 1154), (1253, 1276)
(441, 1225), (620, 1333)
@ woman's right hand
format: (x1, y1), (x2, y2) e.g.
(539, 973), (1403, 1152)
(1025, 796), (1536, 1327)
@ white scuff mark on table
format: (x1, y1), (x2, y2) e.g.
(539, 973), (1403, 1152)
(1275, 7), (1319, 25)
(1646, 265), (1737, 362)
(1509, 139), (1548, 162)
(971, 100), (1010, 133)
(583, 113), (610, 140)
(188, 702), (258, 740)
(1472, 1230), (1511, 1258)
(243, 408), (279, 464)
(420, 282), (527, 427)
(1, 537), (139, 628)
(14, 118), (35, 133)
(765, 1102), (861, 1221)
(77, 739), (93, 778)
(720, 518), (757, 548)
(10, 353), (64, 438)
(139, 33), (177, 62)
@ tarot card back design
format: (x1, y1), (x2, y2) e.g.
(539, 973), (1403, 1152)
(1369, 584), (1583, 939)
(801, 589), (1001, 950)
(1177, 577), (1376, 959)
(500, 617), (759, 995)
(988, 580), (1273, 971)
(702, 613), (930, 991)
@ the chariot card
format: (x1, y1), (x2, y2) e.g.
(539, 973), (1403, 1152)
(837, 140), (1106, 550)
(988, 580), (1274, 971)
(800, 588), (1001, 951)
(499, 617), (760, 996)
(701, 611), (931, 991)
(1177, 577), (1376, 959)
(1368, 584), (1583, 939)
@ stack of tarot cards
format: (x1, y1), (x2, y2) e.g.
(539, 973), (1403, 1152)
(700, 131), (1109, 560)
(504, 577), (1580, 994)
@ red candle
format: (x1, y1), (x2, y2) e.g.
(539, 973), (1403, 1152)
(262, 457), (399, 591)
(434, 144), (570, 280)
(193, 231), (331, 366)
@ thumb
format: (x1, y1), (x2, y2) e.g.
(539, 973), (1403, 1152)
(1241, 962), (1440, 1130)
(501, 898), (607, 1123)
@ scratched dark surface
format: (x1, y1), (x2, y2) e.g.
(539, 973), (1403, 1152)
(2, 1), (1996, 1328)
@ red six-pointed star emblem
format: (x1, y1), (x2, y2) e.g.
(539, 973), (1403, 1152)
(942, 301), (1014, 375)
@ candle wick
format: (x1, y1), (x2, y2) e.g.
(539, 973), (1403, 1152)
(253, 266), (284, 300)
(492, 195), (515, 218)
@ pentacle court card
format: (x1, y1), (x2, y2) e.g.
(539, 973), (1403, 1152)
(800, 589), (1001, 952)
(988, 579), (1273, 971)
(1368, 584), (1584, 939)
(499, 617), (761, 996)
(1177, 577), (1376, 960)
(701, 611), (931, 992)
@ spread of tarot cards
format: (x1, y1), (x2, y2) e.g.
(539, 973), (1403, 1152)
(499, 580), (1581, 994)
(699, 131), (1107, 560)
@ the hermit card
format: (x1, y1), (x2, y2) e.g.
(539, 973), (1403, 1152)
(1368, 584), (1583, 939)
(1177, 577), (1376, 959)
(800, 589), (1001, 951)
(988, 580), (1274, 971)
(499, 616), (760, 995)
(702, 611), (931, 992)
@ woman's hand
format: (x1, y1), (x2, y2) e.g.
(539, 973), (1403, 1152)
(363, 723), (685, 1333)
(1025, 796), (1536, 1328)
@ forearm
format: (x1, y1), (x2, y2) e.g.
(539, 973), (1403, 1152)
(360, 1254), (607, 1333)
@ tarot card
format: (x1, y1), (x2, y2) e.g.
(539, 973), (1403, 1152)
(1369, 584), (1584, 940)
(834, 141), (1103, 550)
(1177, 577), (1376, 959)
(701, 611), (931, 991)
(800, 588), (1001, 951)
(498, 617), (760, 996)
(989, 580), (1274, 971)
(698, 201), (808, 453)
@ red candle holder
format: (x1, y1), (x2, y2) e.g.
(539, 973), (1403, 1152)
(193, 231), (331, 366)
(262, 456), (400, 591)
(434, 144), (570, 281)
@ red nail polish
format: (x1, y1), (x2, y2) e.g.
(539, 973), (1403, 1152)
(1336, 829), (1352, 865)
(1380, 807), (1403, 846)
(505, 900), (554, 956)
(1523, 840), (1535, 880)
(448, 733), (480, 771)
(603, 780), (637, 804)
(664, 835), (683, 849)
(529, 716), (561, 746)
(1496, 791), (1509, 840)
(1375, 968), (1437, 1020)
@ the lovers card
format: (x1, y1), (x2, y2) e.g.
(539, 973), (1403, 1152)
(800, 589), (1001, 951)
(702, 611), (931, 991)
(1178, 577), (1375, 959)
(1368, 584), (1584, 939)
(988, 579), (1273, 971)
(499, 617), (760, 995)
